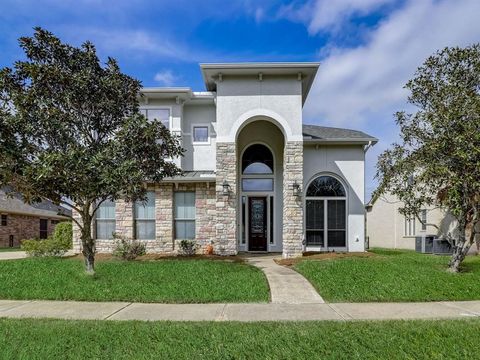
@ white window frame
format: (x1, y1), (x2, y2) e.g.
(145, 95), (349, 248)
(140, 106), (172, 131)
(95, 200), (116, 240)
(134, 191), (156, 240)
(404, 215), (416, 237)
(420, 209), (427, 231)
(191, 123), (211, 145)
(174, 191), (196, 240)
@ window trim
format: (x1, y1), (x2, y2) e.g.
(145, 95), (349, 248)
(95, 200), (116, 240)
(174, 191), (196, 240)
(191, 124), (210, 145)
(134, 191), (156, 240)
(140, 106), (172, 131)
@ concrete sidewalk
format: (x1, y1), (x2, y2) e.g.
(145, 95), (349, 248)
(245, 255), (324, 304)
(1, 299), (480, 322)
(0, 251), (27, 260)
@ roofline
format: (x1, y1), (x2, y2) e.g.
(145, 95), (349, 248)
(140, 87), (192, 94)
(303, 138), (378, 145)
(0, 208), (70, 219)
(199, 62), (321, 70)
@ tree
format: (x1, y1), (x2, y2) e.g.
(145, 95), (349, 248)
(0, 28), (183, 274)
(375, 44), (480, 272)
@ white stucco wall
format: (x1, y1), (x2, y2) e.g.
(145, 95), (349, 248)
(303, 145), (366, 252)
(182, 104), (216, 171)
(215, 76), (303, 142)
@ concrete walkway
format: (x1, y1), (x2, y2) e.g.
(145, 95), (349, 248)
(0, 251), (27, 260)
(245, 255), (324, 304)
(1, 299), (480, 322)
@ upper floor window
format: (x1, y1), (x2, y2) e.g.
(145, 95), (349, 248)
(134, 191), (155, 240)
(193, 126), (209, 143)
(141, 108), (170, 129)
(96, 200), (116, 239)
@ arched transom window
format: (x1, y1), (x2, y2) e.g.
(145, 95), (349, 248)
(305, 175), (347, 249)
(241, 144), (274, 192)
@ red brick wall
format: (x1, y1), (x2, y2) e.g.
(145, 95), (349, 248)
(0, 214), (58, 247)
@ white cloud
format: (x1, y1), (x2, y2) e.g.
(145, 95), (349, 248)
(154, 70), (177, 86)
(304, 0), (480, 127)
(300, 0), (480, 198)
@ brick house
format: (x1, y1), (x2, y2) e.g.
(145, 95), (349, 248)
(72, 62), (377, 257)
(0, 188), (71, 248)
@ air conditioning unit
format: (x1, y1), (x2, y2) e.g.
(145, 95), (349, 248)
(415, 235), (435, 253)
(433, 238), (454, 255)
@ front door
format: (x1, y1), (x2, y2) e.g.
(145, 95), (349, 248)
(248, 197), (267, 251)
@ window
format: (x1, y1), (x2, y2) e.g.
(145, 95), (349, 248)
(404, 216), (416, 236)
(193, 126), (209, 143)
(39, 219), (48, 239)
(141, 108), (170, 129)
(305, 175), (347, 248)
(134, 191), (155, 240)
(174, 192), (195, 239)
(421, 209), (427, 231)
(242, 144), (273, 174)
(51, 219), (59, 225)
(1, 215), (7, 226)
(242, 179), (274, 191)
(96, 200), (116, 239)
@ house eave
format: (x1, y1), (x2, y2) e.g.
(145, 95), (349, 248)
(303, 138), (379, 145)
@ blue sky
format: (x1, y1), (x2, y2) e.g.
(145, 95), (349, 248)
(1, 0), (479, 199)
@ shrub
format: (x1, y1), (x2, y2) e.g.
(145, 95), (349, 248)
(112, 234), (146, 260)
(21, 237), (70, 257)
(52, 222), (73, 249)
(178, 239), (197, 256)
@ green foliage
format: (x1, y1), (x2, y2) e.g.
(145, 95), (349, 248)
(0, 258), (269, 303)
(178, 239), (197, 256)
(0, 28), (184, 272)
(21, 237), (70, 258)
(51, 222), (73, 249)
(112, 234), (146, 260)
(375, 44), (480, 269)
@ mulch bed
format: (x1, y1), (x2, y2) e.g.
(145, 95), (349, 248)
(275, 251), (377, 267)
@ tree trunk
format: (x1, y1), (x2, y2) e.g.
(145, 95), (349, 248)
(80, 212), (96, 275)
(448, 231), (473, 273)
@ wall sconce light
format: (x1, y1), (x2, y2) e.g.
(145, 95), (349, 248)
(292, 181), (301, 198)
(222, 180), (231, 197)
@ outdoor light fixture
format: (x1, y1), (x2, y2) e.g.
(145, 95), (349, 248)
(292, 181), (301, 198)
(222, 180), (231, 196)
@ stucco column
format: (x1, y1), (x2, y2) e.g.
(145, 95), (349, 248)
(282, 141), (304, 258)
(215, 142), (238, 255)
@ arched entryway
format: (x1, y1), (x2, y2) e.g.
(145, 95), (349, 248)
(305, 175), (348, 251)
(236, 120), (285, 253)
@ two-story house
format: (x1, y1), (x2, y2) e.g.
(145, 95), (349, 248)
(72, 62), (377, 257)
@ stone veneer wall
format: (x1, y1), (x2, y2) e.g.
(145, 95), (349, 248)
(0, 214), (58, 247)
(215, 142), (238, 255)
(282, 141), (304, 258)
(72, 182), (216, 254)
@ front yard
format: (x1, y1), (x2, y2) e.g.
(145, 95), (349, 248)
(0, 318), (478, 359)
(294, 248), (480, 302)
(0, 257), (269, 303)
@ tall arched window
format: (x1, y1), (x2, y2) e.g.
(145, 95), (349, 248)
(241, 144), (274, 191)
(305, 175), (347, 249)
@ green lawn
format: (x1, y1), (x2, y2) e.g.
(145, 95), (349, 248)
(0, 318), (478, 359)
(295, 248), (480, 302)
(0, 257), (269, 303)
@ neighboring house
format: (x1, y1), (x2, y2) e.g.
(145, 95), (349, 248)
(366, 192), (458, 250)
(72, 62), (377, 257)
(0, 188), (72, 247)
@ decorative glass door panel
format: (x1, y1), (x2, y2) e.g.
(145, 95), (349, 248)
(248, 197), (267, 251)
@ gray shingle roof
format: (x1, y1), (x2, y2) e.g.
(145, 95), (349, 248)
(0, 187), (71, 218)
(303, 124), (378, 144)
